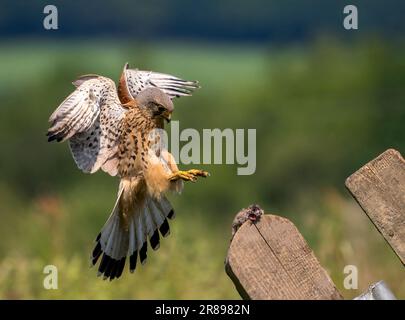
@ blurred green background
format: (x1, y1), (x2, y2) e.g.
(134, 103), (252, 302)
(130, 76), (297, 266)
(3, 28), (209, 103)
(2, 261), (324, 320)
(0, 1), (404, 299)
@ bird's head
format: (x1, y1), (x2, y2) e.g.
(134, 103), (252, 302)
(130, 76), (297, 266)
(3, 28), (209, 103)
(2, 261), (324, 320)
(136, 88), (174, 123)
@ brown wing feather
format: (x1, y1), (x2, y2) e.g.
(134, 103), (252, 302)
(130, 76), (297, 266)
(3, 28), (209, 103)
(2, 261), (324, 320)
(47, 76), (127, 175)
(120, 63), (200, 100)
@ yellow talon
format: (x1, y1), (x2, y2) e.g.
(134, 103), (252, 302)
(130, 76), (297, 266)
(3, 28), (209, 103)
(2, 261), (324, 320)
(169, 169), (210, 182)
(187, 169), (210, 177)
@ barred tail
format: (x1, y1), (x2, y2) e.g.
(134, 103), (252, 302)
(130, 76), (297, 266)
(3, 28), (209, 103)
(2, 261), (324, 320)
(91, 181), (175, 281)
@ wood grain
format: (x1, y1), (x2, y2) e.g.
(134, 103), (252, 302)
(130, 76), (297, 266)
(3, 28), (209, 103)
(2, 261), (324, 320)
(225, 214), (343, 300)
(345, 149), (405, 265)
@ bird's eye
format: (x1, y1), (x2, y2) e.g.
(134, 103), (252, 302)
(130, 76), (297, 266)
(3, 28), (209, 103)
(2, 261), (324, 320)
(158, 106), (166, 113)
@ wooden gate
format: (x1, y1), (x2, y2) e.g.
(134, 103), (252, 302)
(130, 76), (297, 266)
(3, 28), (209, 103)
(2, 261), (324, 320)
(225, 149), (404, 300)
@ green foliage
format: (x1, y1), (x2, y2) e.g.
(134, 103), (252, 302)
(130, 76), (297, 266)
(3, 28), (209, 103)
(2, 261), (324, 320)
(0, 38), (404, 299)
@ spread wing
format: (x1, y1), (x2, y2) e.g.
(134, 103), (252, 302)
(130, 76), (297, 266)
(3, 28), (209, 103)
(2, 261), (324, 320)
(47, 76), (127, 176)
(121, 63), (200, 100)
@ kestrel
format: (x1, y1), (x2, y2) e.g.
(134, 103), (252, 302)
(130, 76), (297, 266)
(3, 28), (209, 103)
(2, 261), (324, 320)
(47, 63), (209, 280)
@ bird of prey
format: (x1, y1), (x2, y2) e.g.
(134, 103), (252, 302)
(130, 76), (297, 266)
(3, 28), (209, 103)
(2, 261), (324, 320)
(47, 63), (209, 280)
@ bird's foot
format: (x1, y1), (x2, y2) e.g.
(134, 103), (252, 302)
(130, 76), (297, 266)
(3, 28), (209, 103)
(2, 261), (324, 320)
(168, 169), (209, 182)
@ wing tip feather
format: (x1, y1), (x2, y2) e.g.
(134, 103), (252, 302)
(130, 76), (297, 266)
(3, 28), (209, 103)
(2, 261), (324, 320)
(72, 74), (100, 88)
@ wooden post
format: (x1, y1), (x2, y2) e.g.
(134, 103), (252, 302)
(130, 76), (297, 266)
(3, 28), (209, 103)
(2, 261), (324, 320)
(225, 214), (343, 300)
(345, 149), (405, 265)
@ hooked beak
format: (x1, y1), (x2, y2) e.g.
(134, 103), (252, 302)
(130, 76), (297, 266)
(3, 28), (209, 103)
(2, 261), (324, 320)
(163, 111), (172, 123)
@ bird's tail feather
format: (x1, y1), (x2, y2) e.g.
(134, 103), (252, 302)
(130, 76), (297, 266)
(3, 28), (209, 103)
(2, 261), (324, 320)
(91, 180), (175, 280)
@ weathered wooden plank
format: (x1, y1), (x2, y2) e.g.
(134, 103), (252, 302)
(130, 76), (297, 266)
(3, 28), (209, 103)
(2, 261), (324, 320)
(225, 214), (343, 300)
(345, 149), (405, 265)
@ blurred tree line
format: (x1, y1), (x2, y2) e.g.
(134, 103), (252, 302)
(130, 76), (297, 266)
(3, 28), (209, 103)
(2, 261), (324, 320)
(1, 0), (405, 42)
